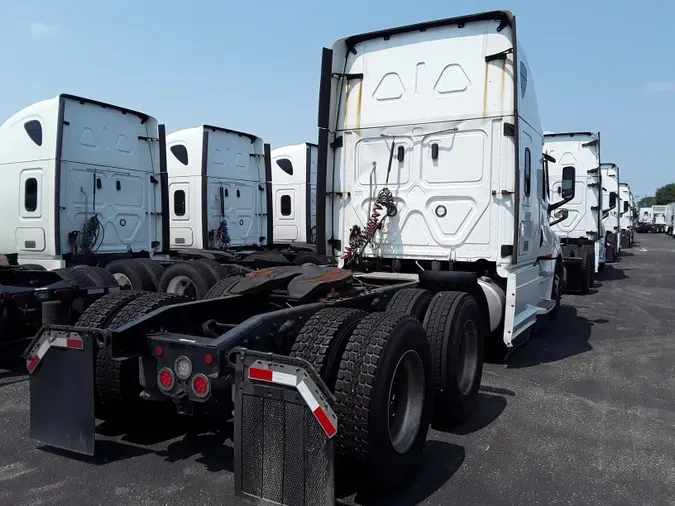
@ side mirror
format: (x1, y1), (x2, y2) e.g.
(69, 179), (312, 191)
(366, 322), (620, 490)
(549, 208), (569, 227)
(561, 166), (575, 200)
(548, 166), (576, 213)
(621, 201), (629, 215)
(609, 192), (617, 209)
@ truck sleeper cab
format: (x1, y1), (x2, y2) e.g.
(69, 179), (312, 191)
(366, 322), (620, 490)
(0, 94), (166, 270)
(271, 142), (318, 244)
(601, 163), (621, 261)
(544, 132), (605, 292)
(619, 182), (635, 246)
(318, 10), (565, 350)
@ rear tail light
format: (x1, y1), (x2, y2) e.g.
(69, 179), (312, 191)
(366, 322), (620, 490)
(191, 374), (210, 399)
(175, 356), (192, 380)
(157, 367), (175, 391)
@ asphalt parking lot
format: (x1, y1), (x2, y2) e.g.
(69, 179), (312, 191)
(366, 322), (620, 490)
(1, 233), (674, 506)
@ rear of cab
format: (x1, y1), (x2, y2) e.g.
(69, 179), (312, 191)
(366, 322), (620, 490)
(318, 11), (552, 272)
(544, 132), (605, 270)
(0, 94), (165, 268)
(318, 11), (562, 347)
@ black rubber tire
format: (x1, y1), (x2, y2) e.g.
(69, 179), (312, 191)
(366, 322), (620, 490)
(132, 259), (165, 290)
(96, 293), (188, 412)
(158, 262), (213, 299)
(76, 290), (148, 419)
(106, 259), (155, 291)
(548, 260), (563, 321)
(293, 253), (334, 266)
(53, 267), (97, 288)
(76, 290), (147, 329)
(581, 245), (595, 286)
(205, 276), (245, 299)
(194, 258), (231, 283)
(290, 307), (366, 390)
(18, 264), (46, 270)
(334, 312), (433, 490)
(579, 248), (591, 294)
(423, 291), (484, 428)
(74, 265), (119, 287)
(386, 288), (434, 321)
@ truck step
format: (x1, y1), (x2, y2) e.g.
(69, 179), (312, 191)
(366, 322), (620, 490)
(535, 298), (556, 312)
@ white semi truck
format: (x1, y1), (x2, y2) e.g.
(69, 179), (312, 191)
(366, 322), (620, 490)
(619, 182), (635, 246)
(601, 163), (621, 262)
(544, 132), (605, 292)
(652, 205), (668, 233)
(270, 142), (318, 244)
(25, 11), (574, 504)
(0, 94), (165, 271)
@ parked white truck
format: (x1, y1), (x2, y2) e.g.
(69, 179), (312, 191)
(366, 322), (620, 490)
(652, 205), (668, 233)
(663, 203), (675, 235)
(619, 182), (635, 247)
(318, 10), (569, 354)
(543, 132), (604, 292)
(270, 142), (318, 244)
(601, 163), (620, 261)
(25, 11), (574, 504)
(0, 94), (166, 271)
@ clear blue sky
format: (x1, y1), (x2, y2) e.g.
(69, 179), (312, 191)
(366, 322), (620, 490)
(1, 0), (673, 198)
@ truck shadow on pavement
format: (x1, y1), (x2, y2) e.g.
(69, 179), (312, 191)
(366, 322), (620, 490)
(506, 305), (598, 369)
(596, 264), (629, 281)
(337, 441), (465, 506)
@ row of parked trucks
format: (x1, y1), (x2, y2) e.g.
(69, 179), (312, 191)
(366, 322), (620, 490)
(3, 10), (633, 505)
(638, 204), (675, 235)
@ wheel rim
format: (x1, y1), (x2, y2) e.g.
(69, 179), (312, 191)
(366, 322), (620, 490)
(166, 275), (197, 298)
(112, 273), (132, 290)
(457, 320), (479, 395)
(387, 350), (425, 454)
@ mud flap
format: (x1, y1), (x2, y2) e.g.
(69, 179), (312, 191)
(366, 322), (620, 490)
(26, 325), (99, 456)
(562, 258), (584, 293)
(232, 348), (336, 506)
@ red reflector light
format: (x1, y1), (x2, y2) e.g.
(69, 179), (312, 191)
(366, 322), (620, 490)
(191, 373), (210, 398)
(157, 367), (175, 391)
(204, 353), (213, 365)
(248, 367), (273, 382)
(155, 346), (163, 357)
(66, 339), (83, 350)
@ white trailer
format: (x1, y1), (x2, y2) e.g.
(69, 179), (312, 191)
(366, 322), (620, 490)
(601, 163), (620, 261)
(270, 143), (318, 244)
(619, 183), (635, 247)
(318, 10), (568, 352)
(652, 205), (668, 233)
(544, 132), (605, 291)
(0, 94), (166, 270)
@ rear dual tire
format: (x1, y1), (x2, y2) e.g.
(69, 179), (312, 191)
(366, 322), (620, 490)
(76, 290), (190, 420)
(291, 290), (484, 490)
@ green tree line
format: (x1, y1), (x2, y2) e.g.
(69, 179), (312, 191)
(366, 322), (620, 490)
(638, 183), (675, 207)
